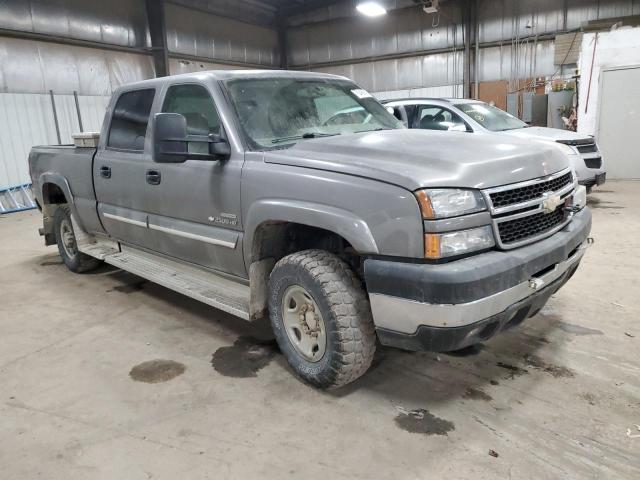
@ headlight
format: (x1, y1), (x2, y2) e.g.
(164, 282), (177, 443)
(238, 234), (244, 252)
(425, 226), (495, 259)
(415, 189), (486, 219)
(554, 142), (577, 156)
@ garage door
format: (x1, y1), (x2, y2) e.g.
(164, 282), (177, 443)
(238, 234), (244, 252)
(597, 66), (640, 179)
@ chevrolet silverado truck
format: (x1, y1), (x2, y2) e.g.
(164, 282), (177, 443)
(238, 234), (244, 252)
(29, 71), (592, 389)
(382, 98), (607, 192)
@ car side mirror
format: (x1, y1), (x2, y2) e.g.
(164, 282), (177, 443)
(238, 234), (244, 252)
(208, 133), (231, 158)
(154, 113), (189, 163)
(448, 124), (469, 132)
(153, 113), (231, 163)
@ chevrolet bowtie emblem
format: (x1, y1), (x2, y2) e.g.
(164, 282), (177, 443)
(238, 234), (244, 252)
(541, 191), (563, 214)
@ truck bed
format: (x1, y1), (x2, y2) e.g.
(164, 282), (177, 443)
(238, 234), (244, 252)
(29, 144), (103, 234)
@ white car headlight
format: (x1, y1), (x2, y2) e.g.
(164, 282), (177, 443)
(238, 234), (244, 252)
(553, 142), (577, 156)
(415, 188), (486, 219)
(425, 226), (495, 259)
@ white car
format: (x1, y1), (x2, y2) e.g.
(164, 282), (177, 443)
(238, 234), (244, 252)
(382, 98), (606, 192)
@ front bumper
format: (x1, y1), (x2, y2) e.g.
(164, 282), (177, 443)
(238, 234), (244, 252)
(580, 172), (606, 189)
(365, 207), (592, 352)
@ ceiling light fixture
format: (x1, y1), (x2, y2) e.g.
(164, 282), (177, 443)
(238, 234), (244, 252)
(356, 2), (387, 17)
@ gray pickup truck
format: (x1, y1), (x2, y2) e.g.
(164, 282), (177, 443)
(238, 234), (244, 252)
(29, 70), (592, 389)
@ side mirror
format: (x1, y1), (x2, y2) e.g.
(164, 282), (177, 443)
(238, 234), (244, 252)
(448, 124), (469, 132)
(154, 113), (189, 163)
(153, 113), (231, 163)
(208, 133), (232, 158)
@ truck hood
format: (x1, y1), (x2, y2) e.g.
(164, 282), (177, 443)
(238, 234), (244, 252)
(501, 126), (593, 142)
(264, 129), (569, 191)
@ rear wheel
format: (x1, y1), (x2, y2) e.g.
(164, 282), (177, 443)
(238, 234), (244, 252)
(268, 249), (376, 389)
(53, 206), (101, 273)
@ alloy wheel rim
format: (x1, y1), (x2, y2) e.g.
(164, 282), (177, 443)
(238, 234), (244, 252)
(60, 218), (77, 258)
(281, 285), (327, 362)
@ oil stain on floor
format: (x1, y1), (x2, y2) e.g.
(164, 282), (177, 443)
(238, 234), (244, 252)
(496, 362), (529, 379)
(463, 387), (493, 401)
(211, 336), (279, 378)
(523, 354), (574, 378)
(129, 359), (186, 383)
(394, 408), (455, 436)
(556, 321), (603, 336)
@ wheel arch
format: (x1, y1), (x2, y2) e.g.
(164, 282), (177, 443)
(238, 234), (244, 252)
(244, 199), (378, 265)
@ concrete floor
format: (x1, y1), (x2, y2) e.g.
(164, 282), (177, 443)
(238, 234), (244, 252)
(1, 182), (639, 480)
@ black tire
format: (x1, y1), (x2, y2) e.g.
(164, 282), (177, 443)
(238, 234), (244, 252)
(268, 249), (376, 389)
(53, 206), (102, 273)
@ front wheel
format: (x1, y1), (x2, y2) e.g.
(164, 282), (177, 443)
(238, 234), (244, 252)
(53, 206), (102, 273)
(268, 250), (376, 389)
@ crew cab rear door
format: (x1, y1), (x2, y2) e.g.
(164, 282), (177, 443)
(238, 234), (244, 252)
(94, 87), (157, 251)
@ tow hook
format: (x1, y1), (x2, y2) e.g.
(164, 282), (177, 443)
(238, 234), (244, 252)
(564, 205), (582, 213)
(587, 237), (595, 245)
(529, 278), (544, 290)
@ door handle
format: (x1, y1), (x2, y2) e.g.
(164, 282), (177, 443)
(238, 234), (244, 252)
(146, 170), (161, 185)
(99, 166), (111, 179)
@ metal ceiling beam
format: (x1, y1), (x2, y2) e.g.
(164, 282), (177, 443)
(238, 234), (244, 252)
(0, 27), (150, 55)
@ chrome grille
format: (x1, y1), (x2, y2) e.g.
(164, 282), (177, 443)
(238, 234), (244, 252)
(489, 171), (573, 209)
(483, 168), (576, 249)
(498, 205), (566, 245)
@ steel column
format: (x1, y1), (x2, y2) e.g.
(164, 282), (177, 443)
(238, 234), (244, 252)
(145, 0), (169, 77)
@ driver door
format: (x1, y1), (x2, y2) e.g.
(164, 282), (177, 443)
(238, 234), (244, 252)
(144, 82), (246, 278)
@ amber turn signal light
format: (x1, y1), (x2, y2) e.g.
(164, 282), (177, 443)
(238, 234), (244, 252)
(415, 190), (436, 219)
(424, 234), (441, 259)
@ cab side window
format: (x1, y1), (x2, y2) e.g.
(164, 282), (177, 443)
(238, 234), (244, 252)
(162, 84), (221, 153)
(107, 89), (155, 151)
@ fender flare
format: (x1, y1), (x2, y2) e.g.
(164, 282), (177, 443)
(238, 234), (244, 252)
(38, 172), (75, 207)
(244, 199), (379, 263)
(37, 173), (87, 230)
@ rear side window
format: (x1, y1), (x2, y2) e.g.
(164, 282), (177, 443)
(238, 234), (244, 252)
(107, 89), (155, 151)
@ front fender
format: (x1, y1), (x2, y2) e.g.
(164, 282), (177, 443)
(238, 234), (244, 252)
(244, 199), (379, 262)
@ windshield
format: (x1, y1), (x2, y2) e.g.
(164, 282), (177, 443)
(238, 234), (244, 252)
(224, 77), (403, 149)
(454, 102), (528, 131)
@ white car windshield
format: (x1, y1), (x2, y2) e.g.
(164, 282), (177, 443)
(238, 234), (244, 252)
(455, 102), (528, 131)
(224, 77), (403, 149)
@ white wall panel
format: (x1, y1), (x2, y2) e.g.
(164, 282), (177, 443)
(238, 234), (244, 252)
(578, 28), (640, 137)
(0, 94), (58, 190)
(77, 96), (110, 133)
(0, 92), (111, 190)
(53, 95), (81, 144)
(0, 37), (154, 95)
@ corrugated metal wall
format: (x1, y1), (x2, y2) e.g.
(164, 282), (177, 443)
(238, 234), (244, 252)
(0, 0), (148, 48)
(165, 3), (280, 68)
(288, 0), (640, 93)
(0, 0), (276, 190)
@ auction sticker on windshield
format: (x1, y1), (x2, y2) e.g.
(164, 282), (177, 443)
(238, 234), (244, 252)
(351, 89), (372, 99)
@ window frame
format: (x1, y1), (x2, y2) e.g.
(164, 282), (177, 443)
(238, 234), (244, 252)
(105, 87), (157, 154)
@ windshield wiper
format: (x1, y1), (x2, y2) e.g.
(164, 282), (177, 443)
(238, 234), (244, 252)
(271, 132), (338, 144)
(499, 126), (528, 131)
(354, 127), (390, 134)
